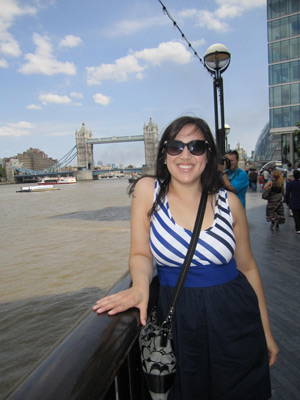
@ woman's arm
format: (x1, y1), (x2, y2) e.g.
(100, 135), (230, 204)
(264, 181), (272, 190)
(93, 177), (155, 326)
(228, 192), (279, 366)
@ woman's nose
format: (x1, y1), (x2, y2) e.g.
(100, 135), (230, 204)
(180, 146), (192, 159)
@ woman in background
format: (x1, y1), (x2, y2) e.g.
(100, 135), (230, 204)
(264, 170), (285, 231)
(285, 170), (300, 234)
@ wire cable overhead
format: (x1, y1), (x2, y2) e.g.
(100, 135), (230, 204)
(157, 0), (212, 76)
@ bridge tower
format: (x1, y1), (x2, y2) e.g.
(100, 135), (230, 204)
(143, 117), (159, 175)
(75, 122), (94, 171)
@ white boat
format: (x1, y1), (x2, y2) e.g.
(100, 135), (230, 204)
(16, 185), (60, 192)
(38, 176), (77, 185)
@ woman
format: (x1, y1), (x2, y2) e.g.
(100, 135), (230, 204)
(264, 170), (285, 231)
(285, 169), (300, 233)
(93, 116), (278, 399)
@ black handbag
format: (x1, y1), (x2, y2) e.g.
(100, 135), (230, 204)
(262, 187), (272, 200)
(139, 192), (208, 400)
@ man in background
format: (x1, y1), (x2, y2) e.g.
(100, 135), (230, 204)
(220, 150), (249, 208)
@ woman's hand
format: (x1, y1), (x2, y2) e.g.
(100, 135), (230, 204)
(92, 285), (149, 326)
(266, 334), (279, 367)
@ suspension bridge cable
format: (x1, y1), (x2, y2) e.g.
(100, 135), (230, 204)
(13, 146), (77, 174)
(156, 0), (213, 77)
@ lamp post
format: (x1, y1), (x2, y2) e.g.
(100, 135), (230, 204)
(204, 43), (231, 156)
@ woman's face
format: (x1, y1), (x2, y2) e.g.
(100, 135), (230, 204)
(165, 124), (207, 186)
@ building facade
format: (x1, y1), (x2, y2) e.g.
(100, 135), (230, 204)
(268, 0), (300, 165)
(16, 148), (58, 171)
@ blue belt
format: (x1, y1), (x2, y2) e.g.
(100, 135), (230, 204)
(157, 258), (238, 287)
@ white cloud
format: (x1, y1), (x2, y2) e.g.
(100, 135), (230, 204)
(191, 39), (206, 48)
(0, 58), (8, 68)
(59, 35), (82, 48)
(106, 16), (167, 36)
(70, 91), (83, 99)
(39, 93), (72, 105)
(27, 104), (42, 110)
(135, 41), (191, 66)
(87, 54), (145, 85)
(0, 121), (34, 137)
(19, 33), (77, 75)
(179, 0), (266, 33)
(86, 41), (191, 85)
(93, 93), (112, 106)
(0, 0), (37, 57)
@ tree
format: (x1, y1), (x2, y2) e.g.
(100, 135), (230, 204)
(0, 166), (6, 178)
(294, 122), (300, 157)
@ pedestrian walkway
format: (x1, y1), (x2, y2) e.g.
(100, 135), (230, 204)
(245, 191), (300, 400)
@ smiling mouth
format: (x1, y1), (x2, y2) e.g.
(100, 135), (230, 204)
(177, 164), (193, 171)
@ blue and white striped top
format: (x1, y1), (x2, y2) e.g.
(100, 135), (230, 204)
(150, 180), (238, 287)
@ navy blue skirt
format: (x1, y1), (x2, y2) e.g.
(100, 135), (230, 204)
(156, 272), (271, 400)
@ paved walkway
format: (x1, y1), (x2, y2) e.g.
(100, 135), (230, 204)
(245, 190), (300, 400)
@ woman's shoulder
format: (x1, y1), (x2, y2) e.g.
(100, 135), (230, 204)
(132, 176), (156, 198)
(224, 189), (242, 205)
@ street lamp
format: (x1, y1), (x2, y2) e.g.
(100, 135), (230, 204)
(204, 43), (231, 156)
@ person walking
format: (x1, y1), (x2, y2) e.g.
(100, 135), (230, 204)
(285, 170), (300, 234)
(249, 169), (258, 192)
(264, 171), (285, 231)
(258, 173), (264, 192)
(263, 169), (270, 186)
(93, 116), (278, 400)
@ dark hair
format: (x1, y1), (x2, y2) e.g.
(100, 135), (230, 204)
(226, 150), (239, 160)
(129, 116), (224, 216)
(293, 170), (300, 180)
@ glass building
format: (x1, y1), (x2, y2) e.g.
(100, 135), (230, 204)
(268, 0), (300, 166)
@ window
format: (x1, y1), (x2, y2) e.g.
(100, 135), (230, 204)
(281, 40), (290, 61)
(290, 37), (299, 59)
(291, 105), (300, 125)
(282, 85), (291, 105)
(282, 107), (291, 126)
(290, 0), (300, 14)
(268, 0), (280, 19)
(291, 83), (300, 104)
(291, 60), (300, 81)
(280, 17), (289, 38)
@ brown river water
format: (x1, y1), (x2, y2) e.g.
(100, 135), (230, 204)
(0, 179), (132, 397)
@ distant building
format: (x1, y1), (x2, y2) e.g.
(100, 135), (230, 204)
(142, 117), (159, 174)
(75, 122), (94, 170)
(16, 148), (58, 171)
(267, 0), (300, 165)
(254, 122), (282, 164)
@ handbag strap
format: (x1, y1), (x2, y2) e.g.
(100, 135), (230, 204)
(162, 191), (208, 329)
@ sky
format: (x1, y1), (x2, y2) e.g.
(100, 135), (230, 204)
(0, 0), (269, 167)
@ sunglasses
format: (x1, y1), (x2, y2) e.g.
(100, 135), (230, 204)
(164, 140), (208, 156)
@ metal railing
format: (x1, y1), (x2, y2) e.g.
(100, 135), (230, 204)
(4, 272), (158, 400)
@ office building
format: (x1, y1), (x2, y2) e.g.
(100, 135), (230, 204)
(268, 0), (300, 165)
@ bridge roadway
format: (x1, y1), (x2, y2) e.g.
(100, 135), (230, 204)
(87, 134), (144, 145)
(245, 191), (299, 399)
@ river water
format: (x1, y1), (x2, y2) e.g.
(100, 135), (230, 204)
(0, 179), (132, 397)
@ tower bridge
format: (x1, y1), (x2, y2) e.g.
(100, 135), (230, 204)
(6, 117), (159, 182)
(75, 117), (159, 180)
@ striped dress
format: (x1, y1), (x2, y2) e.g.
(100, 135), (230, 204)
(150, 180), (271, 400)
(150, 181), (238, 287)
